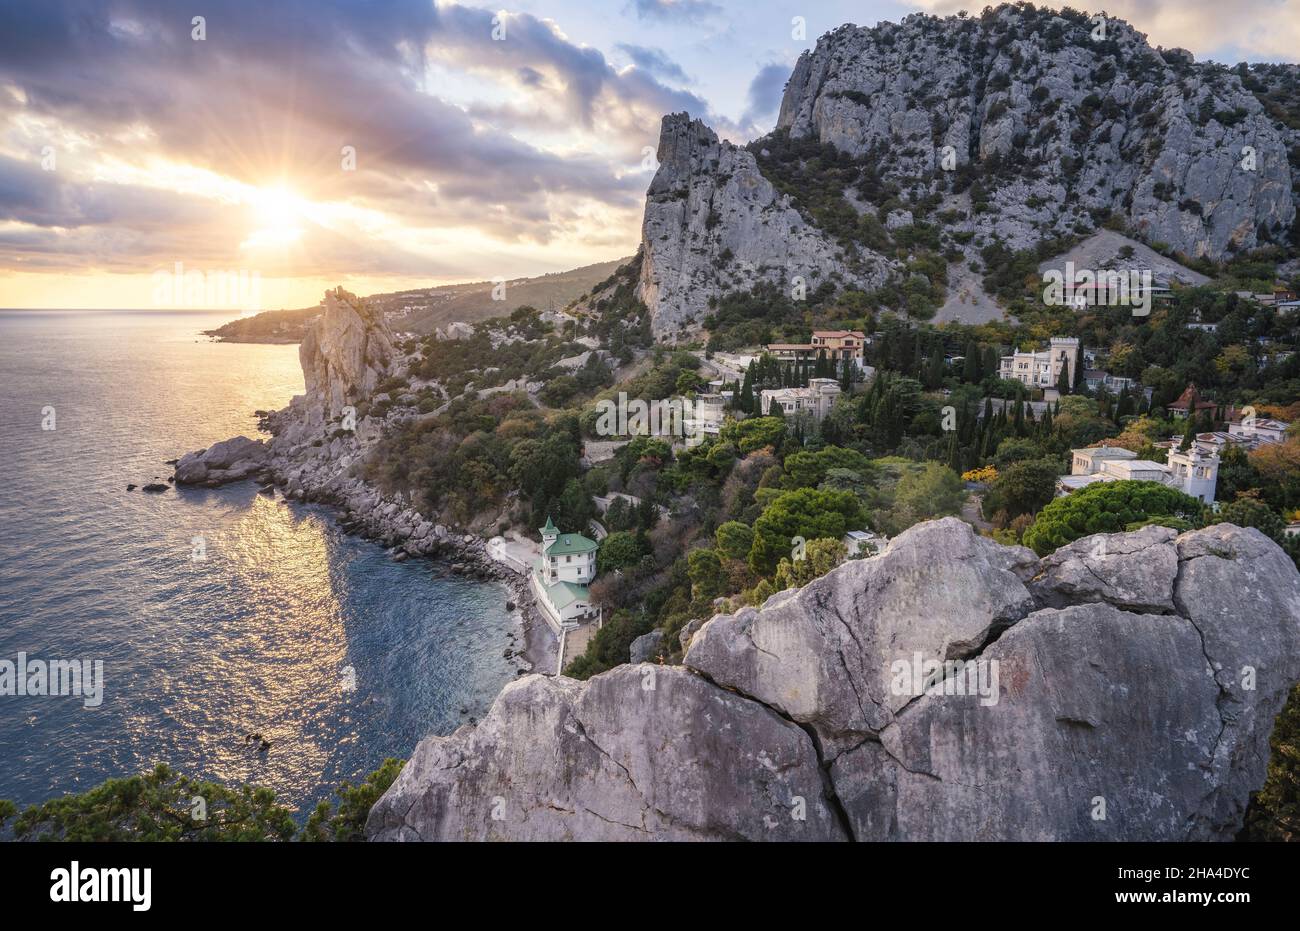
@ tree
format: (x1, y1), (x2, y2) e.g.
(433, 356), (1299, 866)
(876, 461), (966, 535)
(749, 487), (862, 573)
(1245, 685), (1300, 840)
(714, 521), (755, 560)
(721, 416), (787, 454)
(784, 445), (873, 489)
(773, 537), (849, 590)
(597, 530), (646, 572)
(1217, 493), (1285, 540)
(1055, 359), (1070, 397)
(687, 548), (725, 599)
(300, 758), (403, 841)
(0, 761), (408, 842)
(986, 458), (1060, 519)
(1022, 480), (1204, 556)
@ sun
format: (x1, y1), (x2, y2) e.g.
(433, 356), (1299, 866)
(242, 185), (307, 249)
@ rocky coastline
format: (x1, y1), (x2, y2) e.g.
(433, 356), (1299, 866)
(170, 287), (556, 676)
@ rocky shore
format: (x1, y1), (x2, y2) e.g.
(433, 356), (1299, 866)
(171, 287), (556, 676)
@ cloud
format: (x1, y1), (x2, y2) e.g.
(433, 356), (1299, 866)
(741, 62), (790, 127)
(0, 0), (731, 279)
(616, 44), (692, 84)
(628, 0), (723, 24)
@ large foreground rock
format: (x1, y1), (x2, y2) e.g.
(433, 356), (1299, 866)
(685, 518), (1036, 755)
(367, 665), (845, 841)
(367, 521), (1300, 841)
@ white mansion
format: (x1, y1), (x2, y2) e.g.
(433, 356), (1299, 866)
(1000, 337), (1080, 390)
(1059, 444), (1219, 504)
(760, 377), (842, 421)
(530, 516), (602, 674)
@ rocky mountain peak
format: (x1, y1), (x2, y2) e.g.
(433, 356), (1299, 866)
(629, 5), (1297, 336)
(635, 112), (890, 338)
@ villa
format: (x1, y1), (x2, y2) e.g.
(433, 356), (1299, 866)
(766, 330), (868, 369)
(1000, 337), (1079, 390)
(760, 377), (842, 420)
(1059, 444), (1219, 504)
(530, 516), (602, 673)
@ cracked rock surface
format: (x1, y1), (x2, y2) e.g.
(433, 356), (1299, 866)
(366, 519), (1300, 841)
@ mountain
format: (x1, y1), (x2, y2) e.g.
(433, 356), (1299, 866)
(627, 4), (1299, 338)
(204, 258), (629, 342)
(366, 519), (1300, 841)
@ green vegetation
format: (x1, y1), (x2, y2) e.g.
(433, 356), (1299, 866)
(1021, 481), (1205, 555)
(0, 760), (402, 841)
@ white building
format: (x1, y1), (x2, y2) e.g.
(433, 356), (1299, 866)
(759, 377), (841, 420)
(684, 392), (728, 436)
(1059, 445), (1219, 504)
(530, 516), (600, 630)
(1000, 337), (1079, 390)
(842, 530), (888, 557)
(1227, 417), (1289, 446)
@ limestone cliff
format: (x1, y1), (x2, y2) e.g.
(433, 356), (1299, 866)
(630, 5), (1296, 336)
(366, 518), (1300, 841)
(635, 113), (890, 338)
(298, 287), (396, 423)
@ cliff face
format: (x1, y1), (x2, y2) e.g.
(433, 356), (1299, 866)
(630, 6), (1296, 336)
(366, 518), (1300, 841)
(635, 113), (890, 338)
(298, 287), (395, 423)
(777, 9), (1292, 260)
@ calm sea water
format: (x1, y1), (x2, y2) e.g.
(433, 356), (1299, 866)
(0, 310), (517, 817)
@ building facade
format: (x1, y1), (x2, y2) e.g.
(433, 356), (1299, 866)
(766, 330), (867, 368)
(759, 377), (842, 420)
(1000, 337), (1079, 389)
(1059, 445), (1219, 504)
(531, 516), (599, 630)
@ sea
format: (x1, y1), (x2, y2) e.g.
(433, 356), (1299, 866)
(0, 309), (518, 818)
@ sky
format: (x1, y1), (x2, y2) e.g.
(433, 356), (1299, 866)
(0, 0), (1296, 310)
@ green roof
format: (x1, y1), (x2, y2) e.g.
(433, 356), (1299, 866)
(544, 533), (598, 556)
(544, 579), (589, 610)
(539, 515), (558, 535)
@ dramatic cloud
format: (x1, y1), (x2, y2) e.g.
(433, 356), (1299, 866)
(0, 0), (730, 292)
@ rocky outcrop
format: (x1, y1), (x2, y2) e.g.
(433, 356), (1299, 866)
(367, 665), (846, 841)
(368, 519), (1300, 842)
(635, 113), (889, 338)
(628, 629), (664, 664)
(173, 435), (270, 487)
(776, 7), (1293, 259)
(297, 286), (395, 423)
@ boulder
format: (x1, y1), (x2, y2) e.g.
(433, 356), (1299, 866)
(628, 630), (664, 664)
(685, 518), (1036, 754)
(174, 435), (270, 486)
(366, 665), (845, 841)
